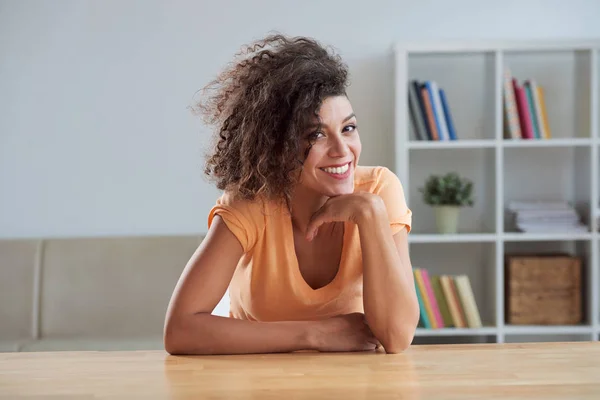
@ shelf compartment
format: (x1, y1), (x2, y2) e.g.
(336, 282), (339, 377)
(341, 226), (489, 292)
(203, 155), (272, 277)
(408, 51), (496, 141)
(503, 49), (593, 139)
(409, 148), (496, 235)
(410, 242), (497, 329)
(503, 146), (592, 234)
(504, 240), (592, 327)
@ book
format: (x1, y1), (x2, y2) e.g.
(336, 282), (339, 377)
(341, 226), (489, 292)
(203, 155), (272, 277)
(414, 269), (437, 328)
(503, 69), (522, 139)
(414, 274), (432, 328)
(409, 80), (430, 140)
(535, 85), (552, 139)
(431, 275), (454, 327)
(439, 88), (457, 140)
(454, 275), (483, 328)
(515, 82), (534, 139)
(524, 81), (541, 139)
(420, 269), (445, 328)
(425, 81), (449, 141)
(440, 275), (467, 328)
(420, 87), (439, 140)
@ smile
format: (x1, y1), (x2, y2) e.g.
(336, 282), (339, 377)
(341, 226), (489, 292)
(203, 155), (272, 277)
(319, 162), (352, 179)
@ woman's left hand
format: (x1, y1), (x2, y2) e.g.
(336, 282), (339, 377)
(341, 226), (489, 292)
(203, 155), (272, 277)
(305, 193), (387, 241)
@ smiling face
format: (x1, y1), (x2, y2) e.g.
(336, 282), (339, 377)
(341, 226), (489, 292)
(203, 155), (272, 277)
(298, 95), (362, 197)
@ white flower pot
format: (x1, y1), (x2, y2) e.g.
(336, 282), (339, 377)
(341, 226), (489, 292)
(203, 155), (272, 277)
(434, 205), (460, 234)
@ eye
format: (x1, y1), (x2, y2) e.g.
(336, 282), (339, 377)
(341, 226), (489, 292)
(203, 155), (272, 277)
(308, 131), (325, 141)
(343, 124), (357, 133)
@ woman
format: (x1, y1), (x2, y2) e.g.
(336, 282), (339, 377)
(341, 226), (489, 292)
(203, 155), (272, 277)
(164, 34), (419, 355)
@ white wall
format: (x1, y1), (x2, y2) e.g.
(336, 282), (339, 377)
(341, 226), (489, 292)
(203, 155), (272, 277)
(2, 0), (600, 239)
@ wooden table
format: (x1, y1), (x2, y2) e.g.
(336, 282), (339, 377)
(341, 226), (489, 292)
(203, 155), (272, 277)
(1, 342), (599, 399)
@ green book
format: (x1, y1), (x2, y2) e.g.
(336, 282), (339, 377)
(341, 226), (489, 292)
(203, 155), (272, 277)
(525, 82), (541, 139)
(431, 275), (454, 328)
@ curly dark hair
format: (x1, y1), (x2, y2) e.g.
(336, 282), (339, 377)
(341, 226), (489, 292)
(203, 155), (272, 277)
(195, 33), (350, 205)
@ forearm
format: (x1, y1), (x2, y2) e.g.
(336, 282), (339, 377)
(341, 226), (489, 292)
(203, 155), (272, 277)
(358, 207), (419, 353)
(164, 313), (314, 355)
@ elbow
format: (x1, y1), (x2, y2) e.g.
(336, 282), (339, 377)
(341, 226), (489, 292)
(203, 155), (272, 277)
(381, 306), (420, 354)
(381, 326), (415, 354)
(163, 323), (183, 355)
(163, 317), (193, 356)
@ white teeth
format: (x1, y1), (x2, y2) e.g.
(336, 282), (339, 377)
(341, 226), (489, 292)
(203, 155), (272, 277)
(321, 163), (349, 175)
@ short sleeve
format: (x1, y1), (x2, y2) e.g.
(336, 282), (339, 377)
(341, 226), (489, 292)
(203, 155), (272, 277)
(373, 167), (412, 234)
(207, 192), (265, 253)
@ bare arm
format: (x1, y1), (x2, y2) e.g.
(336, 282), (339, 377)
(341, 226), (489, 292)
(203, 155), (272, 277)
(164, 216), (377, 355)
(164, 216), (312, 355)
(358, 198), (420, 353)
(305, 194), (420, 354)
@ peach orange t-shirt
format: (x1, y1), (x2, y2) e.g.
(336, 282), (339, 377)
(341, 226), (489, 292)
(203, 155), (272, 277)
(207, 166), (412, 321)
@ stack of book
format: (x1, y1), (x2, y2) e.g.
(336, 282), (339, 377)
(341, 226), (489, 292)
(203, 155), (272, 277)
(413, 268), (483, 329)
(503, 68), (552, 140)
(408, 80), (458, 141)
(508, 200), (587, 233)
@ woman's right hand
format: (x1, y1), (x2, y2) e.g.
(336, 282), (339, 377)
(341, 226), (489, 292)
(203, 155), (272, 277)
(307, 312), (381, 352)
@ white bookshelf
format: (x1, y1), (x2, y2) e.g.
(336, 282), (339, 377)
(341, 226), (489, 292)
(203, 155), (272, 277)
(394, 40), (600, 344)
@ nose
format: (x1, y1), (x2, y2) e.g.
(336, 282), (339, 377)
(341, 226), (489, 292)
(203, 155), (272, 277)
(328, 135), (350, 158)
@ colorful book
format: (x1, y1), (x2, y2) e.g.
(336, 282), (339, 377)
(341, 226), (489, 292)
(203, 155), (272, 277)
(431, 275), (454, 327)
(503, 68), (522, 139)
(439, 88), (457, 140)
(514, 82), (534, 139)
(413, 81), (433, 140)
(408, 81), (428, 140)
(524, 81), (541, 139)
(425, 81), (449, 141)
(420, 87), (439, 140)
(441, 275), (467, 328)
(534, 84), (551, 139)
(420, 269), (445, 328)
(414, 273), (432, 329)
(413, 269), (437, 328)
(454, 275), (483, 328)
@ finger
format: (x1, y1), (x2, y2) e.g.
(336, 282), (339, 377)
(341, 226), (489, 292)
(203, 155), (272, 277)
(306, 209), (330, 241)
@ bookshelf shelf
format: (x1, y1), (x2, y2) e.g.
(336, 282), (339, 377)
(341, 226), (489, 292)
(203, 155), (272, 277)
(407, 139), (497, 149)
(408, 233), (497, 243)
(502, 137), (593, 147)
(416, 327), (497, 337)
(502, 232), (594, 241)
(395, 40), (600, 345)
(504, 325), (593, 335)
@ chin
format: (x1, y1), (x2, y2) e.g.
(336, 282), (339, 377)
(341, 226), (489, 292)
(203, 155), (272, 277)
(318, 183), (355, 197)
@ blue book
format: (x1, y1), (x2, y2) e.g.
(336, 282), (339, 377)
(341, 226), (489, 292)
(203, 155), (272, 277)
(525, 82), (541, 139)
(414, 271), (432, 329)
(439, 88), (457, 140)
(424, 81), (448, 140)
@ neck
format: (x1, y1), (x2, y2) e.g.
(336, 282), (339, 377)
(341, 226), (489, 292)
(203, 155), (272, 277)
(289, 186), (328, 235)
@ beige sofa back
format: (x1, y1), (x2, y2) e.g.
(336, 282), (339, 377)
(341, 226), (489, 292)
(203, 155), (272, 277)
(0, 235), (207, 351)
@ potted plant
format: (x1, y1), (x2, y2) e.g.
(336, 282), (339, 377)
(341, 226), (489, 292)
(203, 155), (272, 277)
(419, 172), (474, 234)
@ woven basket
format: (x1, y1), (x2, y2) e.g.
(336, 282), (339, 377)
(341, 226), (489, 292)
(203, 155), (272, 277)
(505, 254), (582, 325)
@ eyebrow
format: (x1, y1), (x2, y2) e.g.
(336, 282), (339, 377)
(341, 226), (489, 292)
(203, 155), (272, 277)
(307, 112), (356, 129)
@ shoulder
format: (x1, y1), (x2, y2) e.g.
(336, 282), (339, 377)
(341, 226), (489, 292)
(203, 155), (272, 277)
(355, 165), (412, 234)
(208, 191), (269, 252)
(354, 165), (402, 194)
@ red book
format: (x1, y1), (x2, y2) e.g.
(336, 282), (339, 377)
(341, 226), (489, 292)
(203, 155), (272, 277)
(421, 269), (445, 328)
(513, 79), (534, 139)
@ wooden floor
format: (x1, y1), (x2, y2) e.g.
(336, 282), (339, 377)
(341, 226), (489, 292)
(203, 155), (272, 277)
(1, 341), (599, 399)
